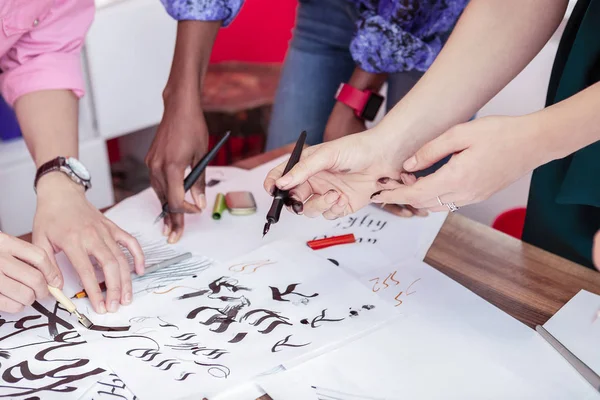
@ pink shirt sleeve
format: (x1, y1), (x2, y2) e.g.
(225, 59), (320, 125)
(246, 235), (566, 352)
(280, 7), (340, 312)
(0, 0), (95, 106)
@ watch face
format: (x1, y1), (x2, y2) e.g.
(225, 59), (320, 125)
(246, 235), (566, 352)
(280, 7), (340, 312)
(66, 157), (91, 181)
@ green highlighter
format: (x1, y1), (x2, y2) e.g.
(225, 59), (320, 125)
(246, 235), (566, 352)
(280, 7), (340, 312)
(212, 193), (227, 220)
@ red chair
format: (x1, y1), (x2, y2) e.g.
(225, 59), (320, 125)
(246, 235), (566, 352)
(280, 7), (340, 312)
(492, 207), (527, 239)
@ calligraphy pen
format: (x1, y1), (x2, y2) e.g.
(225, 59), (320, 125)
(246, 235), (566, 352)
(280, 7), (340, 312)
(263, 130), (307, 237)
(71, 252), (193, 299)
(154, 131), (231, 224)
(48, 286), (93, 329)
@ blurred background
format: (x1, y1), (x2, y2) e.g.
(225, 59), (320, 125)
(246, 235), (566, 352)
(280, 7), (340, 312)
(0, 0), (577, 237)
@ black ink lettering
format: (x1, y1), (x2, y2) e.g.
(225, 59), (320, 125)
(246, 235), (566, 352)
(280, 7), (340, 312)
(310, 309), (345, 328)
(271, 335), (311, 353)
(228, 332), (247, 343)
(327, 259), (339, 266)
(175, 372), (195, 381)
(241, 309), (292, 334)
(270, 283), (318, 302)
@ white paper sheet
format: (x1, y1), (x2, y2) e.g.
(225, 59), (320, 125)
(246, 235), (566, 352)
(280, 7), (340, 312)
(0, 297), (105, 399)
(104, 162), (447, 265)
(543, 289), (600, 375)
(75, 240), (397, 400)
(257, 260), (600, 400)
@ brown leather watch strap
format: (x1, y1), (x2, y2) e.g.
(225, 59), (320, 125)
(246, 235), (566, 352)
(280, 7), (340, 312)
(34, 157), (65, 191)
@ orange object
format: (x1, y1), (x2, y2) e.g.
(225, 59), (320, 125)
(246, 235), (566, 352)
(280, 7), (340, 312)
(307, 234), (356, 250)
(71, 281), (108, 299)
(492, 207), (527, 239)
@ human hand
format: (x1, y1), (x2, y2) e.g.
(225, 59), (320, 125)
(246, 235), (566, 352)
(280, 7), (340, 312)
(34, 174), (144, 314)
(0, 233), (63, 313)
(370, 116), (546, 211)
(146, 89), (208, 243)
(264, 129), (404, 219)
(323, 102), (366, 142)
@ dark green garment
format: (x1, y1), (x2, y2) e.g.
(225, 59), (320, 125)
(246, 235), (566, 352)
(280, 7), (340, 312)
(522, 0), (600, 269)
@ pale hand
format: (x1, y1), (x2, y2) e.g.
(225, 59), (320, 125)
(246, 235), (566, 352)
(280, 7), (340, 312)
(371, 116), (546, 211)
(264, 129), (404, 220)
(323, 104), (427, 218)
(34, 174), (144, 314)
(0, 233), (62, 313)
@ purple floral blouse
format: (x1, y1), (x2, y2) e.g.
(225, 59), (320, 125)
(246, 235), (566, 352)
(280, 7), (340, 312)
(161, 0), (468, 73)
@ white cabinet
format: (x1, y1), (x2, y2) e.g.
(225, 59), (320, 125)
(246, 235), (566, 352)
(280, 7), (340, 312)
(0, 138), (114, 236)
(85, 0), (177, 139)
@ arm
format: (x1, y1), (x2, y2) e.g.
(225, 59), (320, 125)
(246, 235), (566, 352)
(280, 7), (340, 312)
(376, 0), (569, 158)
(323, 67), (387, 142)
(147, 0), (244, 243)
(6, 0), (143, 315)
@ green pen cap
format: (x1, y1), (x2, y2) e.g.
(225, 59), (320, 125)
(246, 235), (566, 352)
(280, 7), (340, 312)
(212, 193), (227, 220)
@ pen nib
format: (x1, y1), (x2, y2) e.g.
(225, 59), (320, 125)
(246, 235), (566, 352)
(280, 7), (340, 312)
(262, 222), (270, 238)
(153, 211), (166, 225)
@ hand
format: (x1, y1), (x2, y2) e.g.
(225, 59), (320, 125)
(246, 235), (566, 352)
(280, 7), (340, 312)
(146, 89), (208, 243)
(264, 129), (404, 219)
(0, 233), (62, 313)
(370, 116), (546, 211)
(323, 102), (366, 142)
(34, 174), (144, 314)
(323, 104), (425, 218)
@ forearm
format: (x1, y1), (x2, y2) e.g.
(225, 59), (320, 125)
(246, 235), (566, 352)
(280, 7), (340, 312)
(348, 67), (387, 92)
(163, 20), (221, 101)
(378, 0), (568, 155)
(14, 90), (79, 168)
(531, 81), (600, 163)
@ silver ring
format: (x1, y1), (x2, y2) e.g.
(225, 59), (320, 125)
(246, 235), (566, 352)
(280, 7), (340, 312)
(446, 202), (459, 212)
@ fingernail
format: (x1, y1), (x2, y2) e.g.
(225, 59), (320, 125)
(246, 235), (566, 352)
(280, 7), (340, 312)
(162, 225), (169, 236)
(377, 177), (390, 184)
(337, 196), (348, 207)
(404, 156), (417, 171)
(292, 201), (304, 215)
(98, 302), (107, 314)
(324, 191), (339, 204)
(124, 293), (132, 305)
(168, 231), (179, 244)
(277, 175), (292, 188)
(109, 300), (119, 313)
(198, 194), (207, 210)
(51, 276), (62, 288)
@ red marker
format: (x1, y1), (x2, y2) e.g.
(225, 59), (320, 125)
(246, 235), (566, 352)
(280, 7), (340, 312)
(307, 234), (356, 250)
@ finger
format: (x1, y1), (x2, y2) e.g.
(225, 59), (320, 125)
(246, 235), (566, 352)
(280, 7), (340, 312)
(163, 215), (172, 237)
(403, 129), (469, 172)
(381, 204), (417, 218)
(322, 194), (350, 220)
(303, 190), (340, 218)
(3, 257), (49, 300)
(64, 245), (106, 314)
(106, 221), (145, 277)
(284, 197), (304, 215)
(400, 172), (418, 186)
(275, 146), (334, 190)
(86, 235), (122, 313)
(9, 236), (63, 288)
(0, 273), (35, 307)
(101, 224), (135, 306)
(377, 178), (403, 190)
(264, 161), (286, 196)
(0, 292), (25, 313)
(370, 172), (450, 207)
(288, 182), (314, 203)
(168, 212), (184, 244)
(165, 166), (201, 214)
(189, 155), (207, 210)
